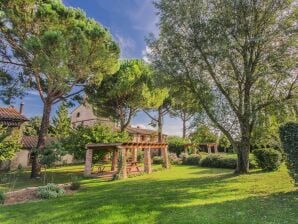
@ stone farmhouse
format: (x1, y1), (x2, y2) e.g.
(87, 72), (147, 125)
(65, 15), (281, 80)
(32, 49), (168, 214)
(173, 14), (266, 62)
(0, 102), (166, 170)
(0, 105), (74, 171)
(71, 103), (167, 143)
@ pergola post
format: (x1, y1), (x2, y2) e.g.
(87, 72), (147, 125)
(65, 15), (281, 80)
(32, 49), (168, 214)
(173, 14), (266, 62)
(144, 147), (152, 174)
(117, 148), (127, 179)
(111, 149), (118, 171)
(207, 145), (212, 154)
(132, 148), (138, 162)
(214, 144), (218, 153)
(84, 148), (93, 177)
(161, 146), (170, 169)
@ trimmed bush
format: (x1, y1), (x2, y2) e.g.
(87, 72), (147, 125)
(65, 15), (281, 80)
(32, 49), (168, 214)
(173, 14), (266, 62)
(279, 122), (298, 184)
(169, 153), (182, 165)
(182, 154), (202, 165)
(253, 148), (282, 171)
(152, 156), (163, 164)
(37, 183), (65, 199)
(0, 191), (5, 204)
(200, 154), (236, 169)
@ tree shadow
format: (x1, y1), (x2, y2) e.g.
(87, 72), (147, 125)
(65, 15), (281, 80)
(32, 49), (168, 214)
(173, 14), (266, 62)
(0, 168), (297, 224)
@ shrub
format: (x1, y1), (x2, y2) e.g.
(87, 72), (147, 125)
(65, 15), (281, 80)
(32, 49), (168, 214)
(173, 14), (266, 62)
(253, 148), (282, 171)
(182, 154), (201, 165)
(200, 154), (236, 169)
(70, 175), (81, 191)
(167, 136), (189, 155)
(279, 122), (298, 185)
(169, 152), (182, 165)
(37, 183), (65, 199)
(152, 156), (163, 164)
(200, 154), (258, 169)
(0, 191), (5, 204)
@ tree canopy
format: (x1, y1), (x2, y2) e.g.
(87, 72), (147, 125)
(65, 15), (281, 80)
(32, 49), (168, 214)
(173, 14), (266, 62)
(149, 0), (297, 173)
(86, 59), (168, 131)
(0, 0), (120, 177)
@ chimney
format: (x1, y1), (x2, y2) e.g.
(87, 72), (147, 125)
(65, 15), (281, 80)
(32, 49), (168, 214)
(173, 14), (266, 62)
(19, 101), (24, 114)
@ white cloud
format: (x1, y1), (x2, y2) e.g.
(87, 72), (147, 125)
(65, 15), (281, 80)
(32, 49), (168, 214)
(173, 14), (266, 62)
(142, 46), (152, 63)
(128, 0), (159, 35)
(114, 34), (136, 58)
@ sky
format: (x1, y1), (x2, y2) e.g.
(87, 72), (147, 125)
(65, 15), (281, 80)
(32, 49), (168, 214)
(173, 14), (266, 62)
(1, 0), (183, 136)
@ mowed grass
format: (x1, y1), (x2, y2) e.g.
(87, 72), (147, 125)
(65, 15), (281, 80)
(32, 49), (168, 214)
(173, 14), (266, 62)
(0, 165), (297, 224)
(0, 165), (85, 191)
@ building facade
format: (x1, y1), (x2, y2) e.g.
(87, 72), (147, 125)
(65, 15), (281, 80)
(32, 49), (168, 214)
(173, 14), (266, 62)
(70, 103), (167, 143)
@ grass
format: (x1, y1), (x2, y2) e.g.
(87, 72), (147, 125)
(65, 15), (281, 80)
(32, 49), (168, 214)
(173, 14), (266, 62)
(0, 165), (297, 224)
(0, 165), (85, 191)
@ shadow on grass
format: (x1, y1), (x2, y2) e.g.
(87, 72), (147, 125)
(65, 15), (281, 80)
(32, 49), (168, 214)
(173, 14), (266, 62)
(1, 167), (297, 224)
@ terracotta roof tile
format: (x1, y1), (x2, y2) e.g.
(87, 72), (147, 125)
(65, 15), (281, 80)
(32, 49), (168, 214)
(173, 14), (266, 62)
(22, 136), (57, 150)
(0, 107), (28, 127)
(126, 126), (167, 136)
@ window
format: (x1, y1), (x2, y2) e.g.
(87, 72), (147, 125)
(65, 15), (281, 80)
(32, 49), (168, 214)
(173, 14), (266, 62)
(76, 112), (80, 118)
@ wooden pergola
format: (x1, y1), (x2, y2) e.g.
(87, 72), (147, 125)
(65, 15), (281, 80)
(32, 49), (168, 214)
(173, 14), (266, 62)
(84, 142), (169, 178)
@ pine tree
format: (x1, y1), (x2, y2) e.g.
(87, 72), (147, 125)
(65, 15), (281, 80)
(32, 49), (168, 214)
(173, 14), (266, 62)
(51, 103), (71, 138)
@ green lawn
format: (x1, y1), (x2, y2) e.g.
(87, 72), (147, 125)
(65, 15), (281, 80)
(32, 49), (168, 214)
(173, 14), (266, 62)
(0, 165), (297, 224)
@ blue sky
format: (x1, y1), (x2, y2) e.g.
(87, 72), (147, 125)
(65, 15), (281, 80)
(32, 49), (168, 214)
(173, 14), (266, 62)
(1, 0), (183, 136)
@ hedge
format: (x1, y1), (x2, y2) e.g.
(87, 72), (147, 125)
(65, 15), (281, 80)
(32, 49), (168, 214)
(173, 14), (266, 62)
(279, 122), (298, 185)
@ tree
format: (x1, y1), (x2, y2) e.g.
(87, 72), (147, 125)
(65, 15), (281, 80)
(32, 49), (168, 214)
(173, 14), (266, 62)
(62, 124), (130, 159)
(143, 97), (171, 143)
(251, 104), (297, 149)
(170, 90), (199, 138)
(190, 125), (217, 145)
(149, 0), (297, 173)
(86, 59), (168, 131)
(51, 103), (71, 138)
(0, 0), (120, 177)
(23, 116), (42, 136)
(0, 70), (25, 105)
(0, 125), (21, 161)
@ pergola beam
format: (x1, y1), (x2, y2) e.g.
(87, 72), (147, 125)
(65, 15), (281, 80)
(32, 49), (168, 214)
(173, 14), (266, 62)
(84, 142), (169, 178)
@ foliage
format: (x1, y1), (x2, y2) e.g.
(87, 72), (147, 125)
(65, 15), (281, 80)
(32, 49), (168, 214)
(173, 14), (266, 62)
(86, 59), (168, 131)
(0, 125), (21, 161)
(0, 70), (25, 105)
(182, 154), (201, 165)
(167, 136), (190, 155)
(168, 152), (181, 165)
(39, 142), (67, 168)
(51, 103), (71, 138)
(199, 154), (257, 169)
(70, 175), (81, 191)
(152, 156), (163, 165)
(23, 116), (42, 136)
(170, 90), (200, 138)
(200, 154), (237, 169)
(62, 124), (130, 159)
(252, 106), (297, 149)
(37, 183), (65, 199)
(0, 191), (5, 204)
(149, 0), (297, 174)
(253, 148), (282, 172)
(190, 125), (217, 145)
(279, 122), (298, 184)
(219, 135), (231, 151)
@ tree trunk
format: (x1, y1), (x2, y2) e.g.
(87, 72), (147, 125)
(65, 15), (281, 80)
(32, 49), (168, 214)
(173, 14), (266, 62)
(31, 100), (52, 178)
(235, 135), (250, 174)
(157, 107), (163, 143)
(182, 116), (186, 139)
